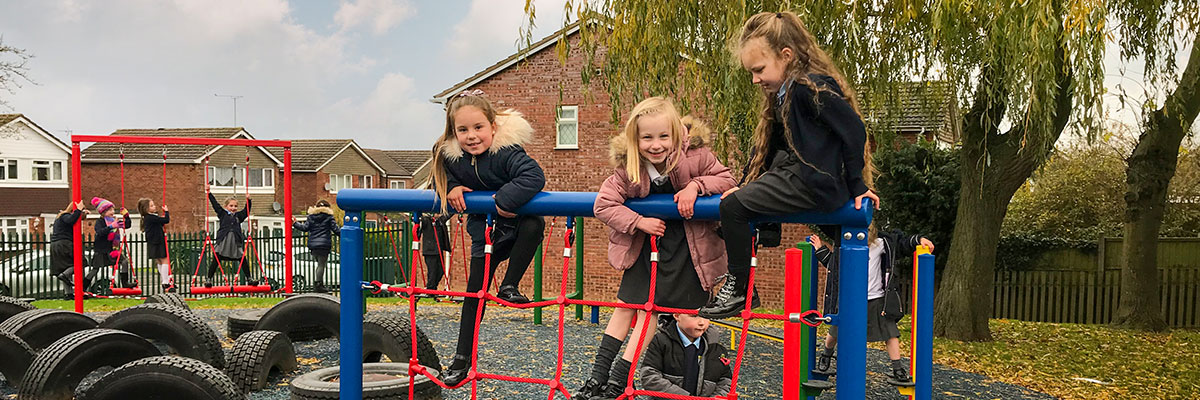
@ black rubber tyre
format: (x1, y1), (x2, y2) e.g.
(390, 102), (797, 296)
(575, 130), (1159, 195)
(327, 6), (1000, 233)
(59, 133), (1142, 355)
(0, 295), (36, 324)
(18, 329), (161, 400)
(289, 363), (441, 400)
(362, 314), (442, 372)
(144, 293), (191, 311)
(0, 329), (35, 386)
(0, 309), (98, 351)
(226, 309), (331, 341)
(77, 356), (243, 400)
(225, 330), (297, 393)
(98, 303), (226, 369)
(254, 294), (339, 340)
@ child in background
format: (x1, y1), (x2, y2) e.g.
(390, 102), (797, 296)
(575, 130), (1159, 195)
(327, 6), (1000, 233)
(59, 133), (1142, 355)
(638, 313), (732, 399)
(49, 201), (88, 298)
(808, 227), (933, 384)
(419, 213), (452, 294)
(581, 98), (736, 399)
(207, 192), (254, 286)
(700, 11), (878, 319)
(138, 198), (172, 292)
(292, 200), (340, 293)
(91, 197), (132, 288)
(430, 91), (546, 386)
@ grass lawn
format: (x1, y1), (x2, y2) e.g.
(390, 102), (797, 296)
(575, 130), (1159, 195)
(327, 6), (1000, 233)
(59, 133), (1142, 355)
(924, 319), (1199, 400)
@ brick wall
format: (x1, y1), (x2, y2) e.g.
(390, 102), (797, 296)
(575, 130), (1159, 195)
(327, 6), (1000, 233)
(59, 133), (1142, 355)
(434, 32), (820, 309)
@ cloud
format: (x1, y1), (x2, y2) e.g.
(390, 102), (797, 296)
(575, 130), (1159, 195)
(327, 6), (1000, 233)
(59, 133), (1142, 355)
(1, 0), (441, 149)
(446, 0), (569, 62)
(326, 73), (442, 149)
(334, 0), (416, 35)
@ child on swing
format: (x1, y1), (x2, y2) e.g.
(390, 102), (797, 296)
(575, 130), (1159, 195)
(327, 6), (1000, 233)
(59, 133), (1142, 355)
(90, 197), (133, 289)
(207, 192), (255, 287)
(430, 90), (546, 386)
(699, 11), (879, 319)
(138, 198), (172, 292)
(579, 98), (736, 399)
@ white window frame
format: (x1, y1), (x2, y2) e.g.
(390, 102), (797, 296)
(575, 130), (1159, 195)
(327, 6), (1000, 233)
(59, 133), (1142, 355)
(0, 159), (10, 180)
(328, 174), (340, 193)
(361, 175), (373, 188)
(389, 180), (406, 189)
(0, 217), (29, 239)
(52, 161), (64, 181)
(556, 105), (579, 149)
(32, 161), (51, 181)
(343, 175), (352, 190)
(208, 166), (275, 194)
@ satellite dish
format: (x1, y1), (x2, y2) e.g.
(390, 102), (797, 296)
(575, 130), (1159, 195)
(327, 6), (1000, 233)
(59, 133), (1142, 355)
(272, 202), (282, 212)
(324, 182), (332, 191)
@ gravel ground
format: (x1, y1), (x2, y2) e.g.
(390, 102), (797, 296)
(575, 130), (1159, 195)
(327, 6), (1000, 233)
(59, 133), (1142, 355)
(0, 303), (1055, 399)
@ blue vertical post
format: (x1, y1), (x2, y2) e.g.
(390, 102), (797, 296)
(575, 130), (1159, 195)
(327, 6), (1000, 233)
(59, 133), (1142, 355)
(915, 252), (935, 400)
(339, 211), (364, 400)
(837, 225), (869, 400)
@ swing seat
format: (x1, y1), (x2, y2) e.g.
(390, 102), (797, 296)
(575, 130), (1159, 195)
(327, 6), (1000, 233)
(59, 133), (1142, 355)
(231, 284), (273, 294)
(190, 285), (234, 295)
(110, 287), (143, 296)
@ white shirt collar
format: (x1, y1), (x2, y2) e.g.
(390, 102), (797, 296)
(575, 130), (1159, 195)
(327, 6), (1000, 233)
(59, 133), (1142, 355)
(676, 325), (702, 348)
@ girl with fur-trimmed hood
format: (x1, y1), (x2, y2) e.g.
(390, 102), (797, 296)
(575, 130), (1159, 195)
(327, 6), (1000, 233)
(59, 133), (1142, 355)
(577, 97), (737, 399)
(292, 199), (340, 293)
(430, 90), (546, 387)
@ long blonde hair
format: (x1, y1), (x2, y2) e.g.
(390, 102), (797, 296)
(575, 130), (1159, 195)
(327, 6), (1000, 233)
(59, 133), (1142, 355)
(736, 11), (875, 188)
(429, 94), (500, 214)
(615, 97), (687, 184)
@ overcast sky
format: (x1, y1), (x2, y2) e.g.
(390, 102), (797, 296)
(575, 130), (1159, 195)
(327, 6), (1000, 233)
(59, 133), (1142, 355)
(0, 1), (1188, 151)
(0, 0), (569, 150)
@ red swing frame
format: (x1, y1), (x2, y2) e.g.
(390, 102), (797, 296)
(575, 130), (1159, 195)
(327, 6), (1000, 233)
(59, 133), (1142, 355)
(69, 134), (294, 312)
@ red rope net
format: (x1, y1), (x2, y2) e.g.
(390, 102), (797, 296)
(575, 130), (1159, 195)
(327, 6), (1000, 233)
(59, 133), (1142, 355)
(369, 217), (777, 400)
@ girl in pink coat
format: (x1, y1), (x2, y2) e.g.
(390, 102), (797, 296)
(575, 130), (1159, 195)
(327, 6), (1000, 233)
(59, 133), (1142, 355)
(576, 97), (737, 400)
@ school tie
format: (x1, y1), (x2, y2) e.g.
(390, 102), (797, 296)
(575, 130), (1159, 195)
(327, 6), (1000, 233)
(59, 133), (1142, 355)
(683, 343), (700, 395)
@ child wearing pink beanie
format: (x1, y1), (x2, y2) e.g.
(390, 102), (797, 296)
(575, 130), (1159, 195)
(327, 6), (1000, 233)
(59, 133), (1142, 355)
(91, 196), (134, 288)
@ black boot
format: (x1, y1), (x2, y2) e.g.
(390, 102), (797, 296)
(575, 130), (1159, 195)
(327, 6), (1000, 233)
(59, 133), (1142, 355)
(314, 281), (328, 293)
(698, 274), (760, 319)
(497, 284), (530, 304)
(443, 354), (471, 387)
(572, 378), (605, 400)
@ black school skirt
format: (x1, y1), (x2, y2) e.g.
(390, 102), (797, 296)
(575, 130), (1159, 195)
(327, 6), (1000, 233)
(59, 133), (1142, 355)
(829, 297), (901, 342)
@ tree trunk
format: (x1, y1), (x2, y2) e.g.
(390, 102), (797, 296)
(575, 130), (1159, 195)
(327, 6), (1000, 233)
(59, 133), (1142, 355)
(1112, 37), (1200, 331)
(934, 41), (1075, 341)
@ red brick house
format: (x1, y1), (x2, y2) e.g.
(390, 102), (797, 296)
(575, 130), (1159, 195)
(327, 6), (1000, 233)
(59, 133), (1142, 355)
(364, 149), (432, 189)
(0, 114), (71, 241)
(80, 128), (287, 235)
(269, 139), (391, 227)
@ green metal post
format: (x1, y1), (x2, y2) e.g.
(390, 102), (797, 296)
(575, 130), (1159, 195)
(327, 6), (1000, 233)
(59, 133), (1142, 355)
(574, 216), (584, 320)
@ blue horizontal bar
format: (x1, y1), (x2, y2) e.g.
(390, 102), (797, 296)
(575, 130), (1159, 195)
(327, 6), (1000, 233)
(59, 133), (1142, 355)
(336, 189), (871, 227)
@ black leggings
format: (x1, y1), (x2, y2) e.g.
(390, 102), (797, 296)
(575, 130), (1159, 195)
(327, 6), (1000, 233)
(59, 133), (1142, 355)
(454, 216), (544, 357)
(721, 193), (840, 278)
(209, 255), (253, 283)
(423, 254), (445, 290)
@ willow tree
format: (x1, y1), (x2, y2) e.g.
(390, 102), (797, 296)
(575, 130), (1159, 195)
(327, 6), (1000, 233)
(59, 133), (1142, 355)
(527, 0), (1106, 341)
(1111, 1), (1200, 331)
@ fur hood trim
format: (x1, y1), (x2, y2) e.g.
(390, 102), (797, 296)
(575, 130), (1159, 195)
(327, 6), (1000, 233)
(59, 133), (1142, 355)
(307, 206), (334, 216)
(439, 109), (534, 162)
